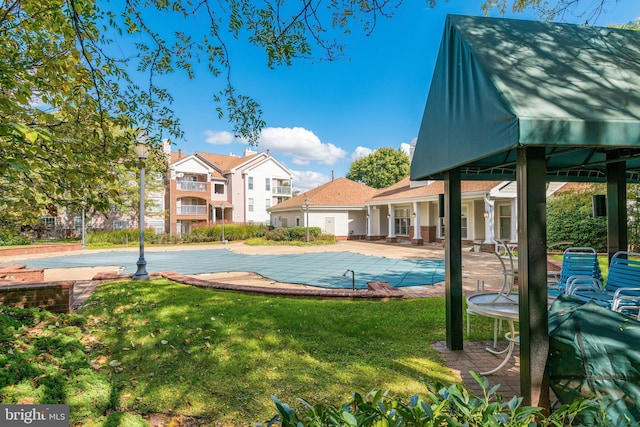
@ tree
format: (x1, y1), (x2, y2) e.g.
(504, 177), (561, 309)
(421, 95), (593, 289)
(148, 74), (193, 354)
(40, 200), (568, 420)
(346, 147), (409, 189)
(0, 0), (623, 234)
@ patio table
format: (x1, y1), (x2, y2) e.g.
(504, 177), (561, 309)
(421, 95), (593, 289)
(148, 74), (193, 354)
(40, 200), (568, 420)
(466, 292), (519, 375)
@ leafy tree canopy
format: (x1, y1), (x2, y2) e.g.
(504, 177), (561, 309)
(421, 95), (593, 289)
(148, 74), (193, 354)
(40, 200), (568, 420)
(346, 147), (409, 189)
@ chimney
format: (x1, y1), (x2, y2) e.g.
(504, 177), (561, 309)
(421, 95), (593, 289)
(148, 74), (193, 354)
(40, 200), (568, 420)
(178, 148), (182, 159)
(331, 170), (334, 181)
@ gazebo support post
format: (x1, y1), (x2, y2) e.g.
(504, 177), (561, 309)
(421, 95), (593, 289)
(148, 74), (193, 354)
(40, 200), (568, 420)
(606, 157), (627, 263)
(516, 147), (550, 409)
(444, 168), (463, 351)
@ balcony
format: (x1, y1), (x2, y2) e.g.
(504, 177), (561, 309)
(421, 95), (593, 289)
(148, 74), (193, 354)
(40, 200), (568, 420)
(273, 186), (292, 196)
(177, 180), (207, 192)
(178, 205), (207, 215)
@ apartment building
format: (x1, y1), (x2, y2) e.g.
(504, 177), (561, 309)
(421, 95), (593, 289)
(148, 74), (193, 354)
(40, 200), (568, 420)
(166, 147), (293, 235)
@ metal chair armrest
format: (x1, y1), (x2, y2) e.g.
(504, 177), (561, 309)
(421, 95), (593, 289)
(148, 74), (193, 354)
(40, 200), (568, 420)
(566, 276), (602, 295)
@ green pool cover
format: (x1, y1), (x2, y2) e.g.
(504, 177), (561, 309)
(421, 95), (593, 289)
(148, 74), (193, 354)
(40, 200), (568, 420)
(548, 295), (640, 424)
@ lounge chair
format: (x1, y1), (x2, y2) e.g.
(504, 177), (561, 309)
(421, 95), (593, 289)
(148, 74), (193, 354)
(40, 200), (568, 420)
(567, 251), (640, 317)
(547, 247), (602, 297)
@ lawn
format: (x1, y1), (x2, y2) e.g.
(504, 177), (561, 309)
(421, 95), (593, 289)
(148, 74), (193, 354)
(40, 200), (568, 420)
(2, 279), (497, 425)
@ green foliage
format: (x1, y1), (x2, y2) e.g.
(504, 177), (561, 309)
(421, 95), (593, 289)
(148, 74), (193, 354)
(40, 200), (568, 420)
(0, 0), (176, 230)
(264, 226), (323, 241)
(86, 224), (267, 246)
(189, 223), (267, 242)
(547, 187), (607, 253)
(0, 233), (30, 247)
(346, 147), (410, 189)
(257, 373), (616, 426)
(627, 184), (640, 252)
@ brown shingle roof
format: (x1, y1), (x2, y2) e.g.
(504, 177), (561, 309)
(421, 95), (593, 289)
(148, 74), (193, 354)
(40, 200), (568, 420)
(170, 151), (263, 173)
(195, 152), (262, 171)
(271, 178), (377, 210)
(369, 177), (502, 202)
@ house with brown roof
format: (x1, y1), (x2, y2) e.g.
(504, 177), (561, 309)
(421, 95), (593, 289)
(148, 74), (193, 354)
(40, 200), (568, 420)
(267, 177), (377, 239)
(166, 147), (293, 234)
(365, 178), (503, 245)
(268, 175), (569, 245)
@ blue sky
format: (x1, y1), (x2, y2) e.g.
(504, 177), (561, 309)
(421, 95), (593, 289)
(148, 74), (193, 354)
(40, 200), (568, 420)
(124, 1), (639, 192)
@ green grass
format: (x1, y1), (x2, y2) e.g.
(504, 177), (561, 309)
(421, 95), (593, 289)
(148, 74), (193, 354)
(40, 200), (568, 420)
(2, 280), (498, 425)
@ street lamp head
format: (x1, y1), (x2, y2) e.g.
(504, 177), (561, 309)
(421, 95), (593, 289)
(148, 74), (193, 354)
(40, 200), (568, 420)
(304, 197), (310, 206)
(135, 129), (149, 161)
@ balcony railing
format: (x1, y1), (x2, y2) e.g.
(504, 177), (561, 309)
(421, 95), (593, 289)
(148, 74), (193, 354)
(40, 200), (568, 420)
(273, 186), (292, 196)
(177, 181), (206, 192)
(178, 205), (207, 215)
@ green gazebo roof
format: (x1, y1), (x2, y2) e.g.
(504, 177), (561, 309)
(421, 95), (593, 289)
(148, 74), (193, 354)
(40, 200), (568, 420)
(410, 15), (640, 182)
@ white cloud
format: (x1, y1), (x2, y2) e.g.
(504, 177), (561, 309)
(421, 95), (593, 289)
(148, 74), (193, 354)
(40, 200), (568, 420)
(259, 127), (346, 166)
(352, 146), (373, 161)
(400, 142), (411, 156)
(291, 170), (331, 194)
(205, 130), (236, 145)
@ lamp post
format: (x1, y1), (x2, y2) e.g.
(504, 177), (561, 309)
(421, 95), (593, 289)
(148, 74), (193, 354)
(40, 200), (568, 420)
(221, 201), (226, 244)
(132, 132), (150, 280)
(81, 200), (86, 250)
(304, 197), (310, 243)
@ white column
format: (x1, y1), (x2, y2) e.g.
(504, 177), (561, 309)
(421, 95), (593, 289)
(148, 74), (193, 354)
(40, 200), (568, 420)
(367, 205), (373, 237)
(510, 197), (518, 242)
(412, 201), (421, 240)
(387, 204), (396, 238)
(483, 193), (495, 244)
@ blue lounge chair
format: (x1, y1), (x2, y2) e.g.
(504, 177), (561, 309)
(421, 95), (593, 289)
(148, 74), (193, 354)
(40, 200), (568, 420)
(567, 251), (640, 317)
(548, 247), (602, 297)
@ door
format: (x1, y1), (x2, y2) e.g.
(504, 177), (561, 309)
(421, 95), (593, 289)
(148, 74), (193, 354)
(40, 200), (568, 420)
(325, 217), (335, 235)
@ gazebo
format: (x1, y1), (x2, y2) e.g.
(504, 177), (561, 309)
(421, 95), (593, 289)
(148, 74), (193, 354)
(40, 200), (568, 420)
(410, 15), (640, 408)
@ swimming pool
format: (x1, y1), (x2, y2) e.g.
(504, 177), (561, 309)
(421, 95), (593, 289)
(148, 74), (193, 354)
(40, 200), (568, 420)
(11, 249), (445, 289)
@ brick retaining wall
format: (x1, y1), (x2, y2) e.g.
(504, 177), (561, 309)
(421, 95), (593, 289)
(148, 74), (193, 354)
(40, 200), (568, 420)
(0, 281), (74, 313)
(0, 242), (81, 257)
(0, 268), (45, 282)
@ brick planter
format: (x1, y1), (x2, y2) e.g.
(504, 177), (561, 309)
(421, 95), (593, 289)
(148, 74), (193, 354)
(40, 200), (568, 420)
(0, 281), (74, 313)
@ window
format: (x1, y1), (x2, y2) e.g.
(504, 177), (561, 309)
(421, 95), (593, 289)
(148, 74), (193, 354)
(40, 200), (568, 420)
(148, 195), (164, 213)
(295, 217), (300, 226)
(438, 206), (468, 239)
(248, 198), (254, 212)
(148, 220), (165, 234)
(461, 205), (468, 239)
(113, 220), (130, 230)
(265, 177), (271, 191)
(248, 176), (253, 190)
(39, 216), (56, 228)
(499, 204), (511, 240)
(265, 199), (271, 209)
(394, 208), (410, 236)
(214, 183), (225, 194)
(73, 217), (83, 235)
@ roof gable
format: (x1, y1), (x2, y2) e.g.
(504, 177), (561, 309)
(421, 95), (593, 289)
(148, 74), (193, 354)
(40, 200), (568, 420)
(271, 178), (377, 210)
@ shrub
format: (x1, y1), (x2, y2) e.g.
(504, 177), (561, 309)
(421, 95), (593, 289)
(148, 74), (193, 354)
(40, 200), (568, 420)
(86, 229), (156, 245)
(265, 227), (323, 242)
(547, 188), (606, 252)
(0, 233), (30, 246)
(254, 373), (617, 427)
